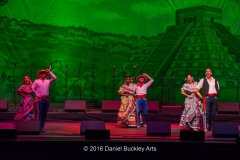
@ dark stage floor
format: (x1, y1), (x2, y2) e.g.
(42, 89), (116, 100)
(0, 111), (240, 159)
(1, 122), (239, 140)
(0, 122), (240, 159)
(1, 110), (240, 123)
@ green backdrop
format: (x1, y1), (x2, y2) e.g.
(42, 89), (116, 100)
(1, 0), (240, 108)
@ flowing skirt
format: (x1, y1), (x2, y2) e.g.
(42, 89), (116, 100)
(117, 95), (138, 127)
(13, 97), (35, 127)
(180, 96), (203, 129)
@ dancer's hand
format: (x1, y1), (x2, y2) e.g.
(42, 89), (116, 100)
(142, 73), (148, 77)
(142, 73), (153, 80)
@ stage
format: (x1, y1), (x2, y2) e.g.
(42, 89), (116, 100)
(0, 122), (240, 159)
(0, 111), (240, 159)
(1, 121), (239, 140)
(1, 111), (240, 123)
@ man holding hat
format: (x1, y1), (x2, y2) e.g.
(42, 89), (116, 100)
(31, 69), (57, 132)
(134, 73), (153, 128)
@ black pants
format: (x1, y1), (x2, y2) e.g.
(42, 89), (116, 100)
(206, 96), (217, 129)
(37, 99), (49, 129)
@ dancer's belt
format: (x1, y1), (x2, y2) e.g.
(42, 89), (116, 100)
(38, 96), (49, 100)
(136, 94), (146, 99)
(202, 93), (217, 111)
(207, 94), (217, 97)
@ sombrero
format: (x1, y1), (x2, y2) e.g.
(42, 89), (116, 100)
(37, 69), (49, 77)
(136, 75), (147, 82)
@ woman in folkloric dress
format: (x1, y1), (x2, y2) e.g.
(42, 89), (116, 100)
(179, 74), (204, 131)
(13, 76), (35, 127)
(117, 76), (140, 127)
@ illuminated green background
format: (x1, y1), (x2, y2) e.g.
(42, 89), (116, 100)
(0, 0), (240, 108)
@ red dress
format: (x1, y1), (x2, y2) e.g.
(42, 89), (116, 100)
(13, 84), (35, 127)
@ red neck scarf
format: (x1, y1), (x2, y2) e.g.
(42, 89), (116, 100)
(40, 78), (46, 82)
(137, 82), (144, 87)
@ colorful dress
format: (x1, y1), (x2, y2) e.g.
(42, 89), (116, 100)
(117, 83), (138, 127)
(13, 84), (35, 127)
(180, 82), (203, 130)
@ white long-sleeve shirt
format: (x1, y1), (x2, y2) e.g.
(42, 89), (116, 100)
(133, 79), (154, 95)
(196, 77), (220, 94)
(31, 72), (57, 97)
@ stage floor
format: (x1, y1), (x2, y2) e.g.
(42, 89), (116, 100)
(0, 122), (239, 142)
(1, 122), (240, 159)
(1, 110), (240, 159)
(1, 111), (240, 123)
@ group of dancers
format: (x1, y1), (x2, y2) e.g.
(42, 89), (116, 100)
(117, 68), (219, 132)
(13, 67), (219, 133)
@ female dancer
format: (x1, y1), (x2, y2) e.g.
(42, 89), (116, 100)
(179, 74), (203, 131)
(117, 76), (138, 127)
(13, 76), (35, 127)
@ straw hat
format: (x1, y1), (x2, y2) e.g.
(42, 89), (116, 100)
(36, 69), (49, 77)
(136, 75), (147, 82)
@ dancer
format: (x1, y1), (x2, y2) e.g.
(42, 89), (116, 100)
(33, 97), (38, 120)
(13, 76), (35, 127)
(195, 68), (220, 131)
(134, 73), (153, 128)
(31, 69), (57, 132)
(180, 74), (203, 131)
(117, 76), (138, 127)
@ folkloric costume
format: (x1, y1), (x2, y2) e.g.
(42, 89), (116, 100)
(31, 69), (57, 131)
(13, 84), (35, 127)
(180, 82), (203, 130)
(134, 75), (153, 127)
(117, 82), (139, 127)
(196, 77), (220, 131)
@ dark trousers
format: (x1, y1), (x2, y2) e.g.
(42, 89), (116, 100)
(206, 96), (217, 129)
(37, 99), (49, 129)
(136, 98), (148, 126)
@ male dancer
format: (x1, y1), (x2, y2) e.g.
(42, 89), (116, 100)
(195, 68), (220, 132)
(32, 69), (57, 132)
(134, 73), (153, 128)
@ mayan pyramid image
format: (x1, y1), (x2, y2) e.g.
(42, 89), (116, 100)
(107, 5), (240, 104)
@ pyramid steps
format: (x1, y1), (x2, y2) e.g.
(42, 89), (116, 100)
(210, 22), (240, 62)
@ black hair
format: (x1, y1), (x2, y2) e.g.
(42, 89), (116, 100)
(185, 74), (194, 82)
(206, 68), (212, 73)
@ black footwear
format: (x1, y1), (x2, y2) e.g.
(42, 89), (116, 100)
(41, 129), (46, 132)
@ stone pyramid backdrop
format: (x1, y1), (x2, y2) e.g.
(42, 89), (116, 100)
(110, 6), (240, 105)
